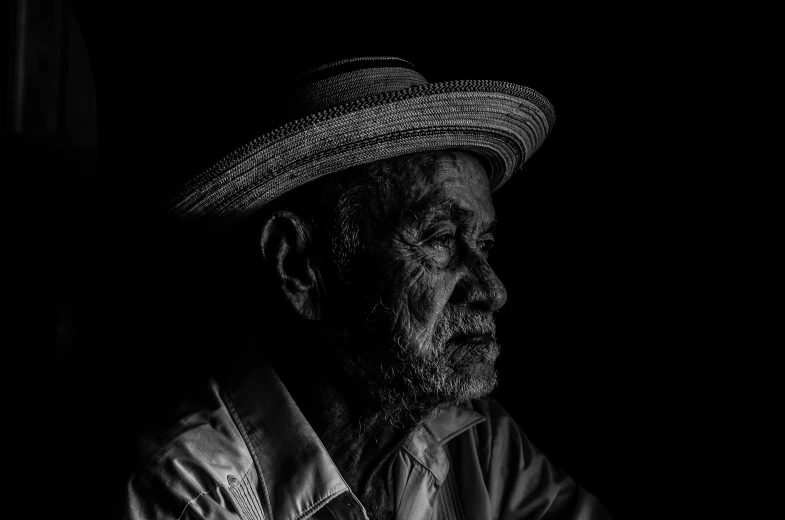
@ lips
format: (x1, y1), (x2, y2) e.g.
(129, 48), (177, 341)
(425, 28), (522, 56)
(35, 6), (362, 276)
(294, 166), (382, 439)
(447, 335), (500, 367)
(451, 332), (495, 343)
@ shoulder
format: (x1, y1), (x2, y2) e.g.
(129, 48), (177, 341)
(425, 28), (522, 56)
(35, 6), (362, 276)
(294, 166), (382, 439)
(125, 378), (255, 519)
(457, 397), (613, 519)
(461, 396), (572, 483)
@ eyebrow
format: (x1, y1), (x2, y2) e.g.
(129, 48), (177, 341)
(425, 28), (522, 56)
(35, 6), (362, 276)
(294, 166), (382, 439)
(411, 199), (497, 234)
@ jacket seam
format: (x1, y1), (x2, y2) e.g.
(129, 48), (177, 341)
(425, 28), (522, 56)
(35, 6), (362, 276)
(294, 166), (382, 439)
(232, 467), (261, 520)
(223, 387), (275, 520)
(176, 481), (223, 520)
(174, 465), (255, 520)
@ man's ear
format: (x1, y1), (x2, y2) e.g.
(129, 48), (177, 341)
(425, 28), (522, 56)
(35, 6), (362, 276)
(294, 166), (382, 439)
(259, 210), (322, 320)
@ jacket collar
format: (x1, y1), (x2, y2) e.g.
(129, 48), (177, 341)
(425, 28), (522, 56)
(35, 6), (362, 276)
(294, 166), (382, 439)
(222, 345), (484, 520)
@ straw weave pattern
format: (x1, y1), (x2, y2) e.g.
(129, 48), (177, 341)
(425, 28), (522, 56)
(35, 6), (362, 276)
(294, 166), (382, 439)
(169, 61), (554, 219)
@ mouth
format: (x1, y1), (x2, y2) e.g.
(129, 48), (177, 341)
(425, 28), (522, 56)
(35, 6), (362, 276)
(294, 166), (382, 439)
(451, 333), (495, 344)
(446, 333), (500, 367)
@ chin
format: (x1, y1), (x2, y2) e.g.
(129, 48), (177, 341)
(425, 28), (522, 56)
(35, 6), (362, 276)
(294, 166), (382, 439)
(408, 362), (499, 429)
(340, 331), (501, 427)
(443, 361), (499, 403)
(438, 338), (500, 399)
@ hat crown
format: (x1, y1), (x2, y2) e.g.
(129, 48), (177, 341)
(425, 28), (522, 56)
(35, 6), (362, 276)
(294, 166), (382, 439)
(288, 56), (428, 117)
(170, 55), (555, 219)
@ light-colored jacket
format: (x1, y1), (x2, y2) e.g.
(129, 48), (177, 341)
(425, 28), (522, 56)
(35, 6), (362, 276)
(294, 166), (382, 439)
(125, 349), (610, 520)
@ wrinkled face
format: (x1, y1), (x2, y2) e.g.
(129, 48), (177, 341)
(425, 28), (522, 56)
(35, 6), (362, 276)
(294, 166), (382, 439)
(335, 151), (508, 424)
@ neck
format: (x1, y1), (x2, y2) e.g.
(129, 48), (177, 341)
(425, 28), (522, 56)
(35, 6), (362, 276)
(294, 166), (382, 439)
(311, 381), (408, 499)
(270, 339), (421, 516)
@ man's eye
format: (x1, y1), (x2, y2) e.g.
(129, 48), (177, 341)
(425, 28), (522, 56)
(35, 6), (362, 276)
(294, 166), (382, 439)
(428, 234), (455, 249)
(479, 239), (495, 253)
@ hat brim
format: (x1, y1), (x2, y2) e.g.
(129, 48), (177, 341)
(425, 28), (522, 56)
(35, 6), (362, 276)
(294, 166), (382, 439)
(169, 79), (554, 219)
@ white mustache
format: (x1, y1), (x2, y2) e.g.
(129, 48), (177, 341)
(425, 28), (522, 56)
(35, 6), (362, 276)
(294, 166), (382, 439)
(432, 306), (497, 350)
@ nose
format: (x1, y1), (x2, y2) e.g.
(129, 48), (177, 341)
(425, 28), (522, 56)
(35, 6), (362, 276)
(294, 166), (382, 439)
(449, 252), (507, 312)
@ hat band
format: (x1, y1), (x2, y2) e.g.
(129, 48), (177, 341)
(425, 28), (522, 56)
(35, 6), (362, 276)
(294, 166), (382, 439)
(288, 66), (428, 116)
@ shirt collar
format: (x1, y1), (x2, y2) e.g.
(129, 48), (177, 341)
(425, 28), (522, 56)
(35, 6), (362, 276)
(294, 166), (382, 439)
(404, 403), (487, 484)
(222, 346), (485, 520)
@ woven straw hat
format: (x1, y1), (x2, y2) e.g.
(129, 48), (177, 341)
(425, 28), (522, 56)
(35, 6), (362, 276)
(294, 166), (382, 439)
(168, 56), (555, 219)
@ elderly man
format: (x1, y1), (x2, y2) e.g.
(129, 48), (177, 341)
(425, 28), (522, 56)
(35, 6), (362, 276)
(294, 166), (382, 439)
(125, 57), (611, 520)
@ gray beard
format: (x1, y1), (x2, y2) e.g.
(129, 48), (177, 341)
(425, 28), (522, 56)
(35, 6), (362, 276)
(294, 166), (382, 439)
(338, 304), (500, 428)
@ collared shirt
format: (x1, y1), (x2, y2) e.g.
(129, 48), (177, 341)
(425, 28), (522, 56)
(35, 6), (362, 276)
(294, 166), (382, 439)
(125, 349), (611, 520)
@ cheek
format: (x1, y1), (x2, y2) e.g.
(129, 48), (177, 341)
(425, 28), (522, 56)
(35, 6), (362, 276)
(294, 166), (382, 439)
(380, 254), (457, 338)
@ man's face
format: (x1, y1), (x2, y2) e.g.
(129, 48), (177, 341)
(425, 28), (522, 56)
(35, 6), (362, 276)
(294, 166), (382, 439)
(333, 151), (507, 423)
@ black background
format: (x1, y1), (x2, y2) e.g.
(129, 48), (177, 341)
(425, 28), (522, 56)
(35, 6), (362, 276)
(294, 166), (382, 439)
(23, 1), (733, 518)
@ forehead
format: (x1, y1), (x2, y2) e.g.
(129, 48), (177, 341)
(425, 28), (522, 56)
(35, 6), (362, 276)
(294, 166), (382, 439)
(407, 151), (495, 222)
(432, 151), (491, 192)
